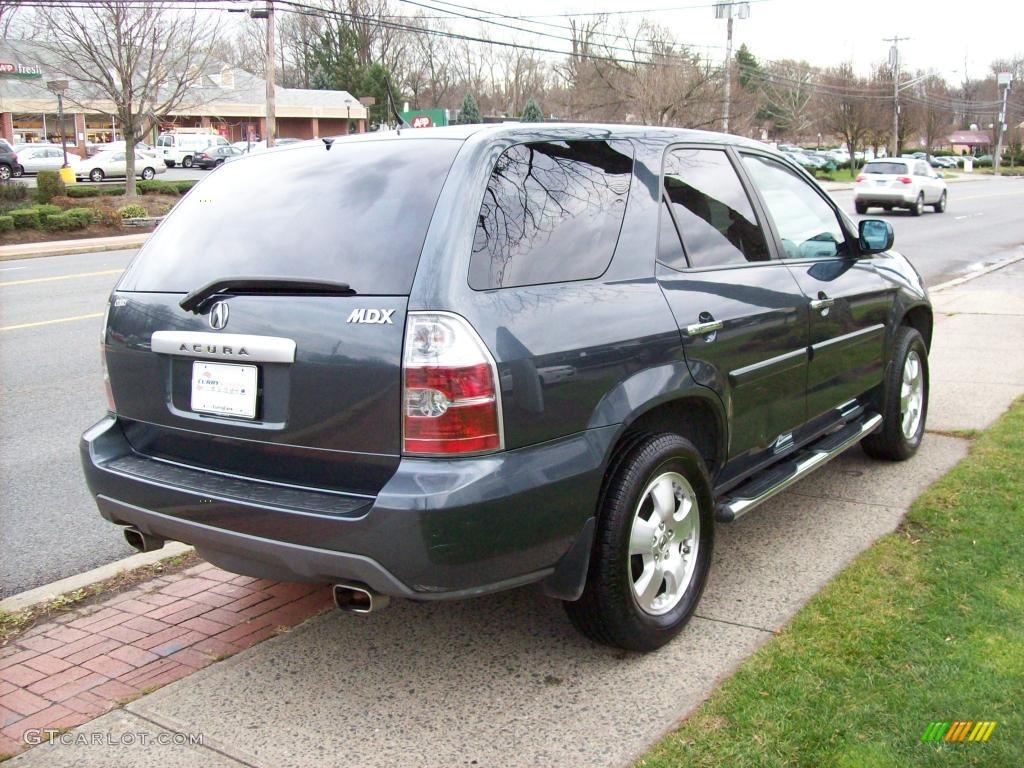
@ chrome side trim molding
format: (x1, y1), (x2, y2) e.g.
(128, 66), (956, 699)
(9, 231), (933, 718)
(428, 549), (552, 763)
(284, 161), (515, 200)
(151, 331), (296, 363)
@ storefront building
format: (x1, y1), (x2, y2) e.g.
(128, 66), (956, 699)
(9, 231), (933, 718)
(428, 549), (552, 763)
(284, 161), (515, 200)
(1, 41), (367, 155)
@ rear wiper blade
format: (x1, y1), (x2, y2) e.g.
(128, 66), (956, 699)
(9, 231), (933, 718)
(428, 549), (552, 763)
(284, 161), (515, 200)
(180, 276), (355, 313)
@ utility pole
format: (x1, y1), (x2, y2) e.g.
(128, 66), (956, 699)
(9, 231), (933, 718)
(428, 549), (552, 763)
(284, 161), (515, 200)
(715, 2), (750, 134)
(251, 1), (276, 147)
(994, 72), (1012, 175)
(884, 36), (908, 159)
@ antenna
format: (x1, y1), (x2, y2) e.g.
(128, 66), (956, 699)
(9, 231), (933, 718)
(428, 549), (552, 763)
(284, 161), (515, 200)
(385, 76), (411, 130)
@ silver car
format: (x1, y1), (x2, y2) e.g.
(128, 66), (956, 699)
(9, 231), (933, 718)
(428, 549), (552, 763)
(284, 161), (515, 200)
(16, 145), (67, 174)
(74, 150), (167, 183)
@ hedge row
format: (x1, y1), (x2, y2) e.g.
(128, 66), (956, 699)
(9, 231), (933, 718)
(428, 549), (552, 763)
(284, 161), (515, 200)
(6, 204), (95, 231)
(65, 179), (197, 198)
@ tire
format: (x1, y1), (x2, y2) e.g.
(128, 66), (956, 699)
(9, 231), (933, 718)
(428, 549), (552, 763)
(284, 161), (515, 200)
(910, 193), (924, 216)
(564, 433), (714, 652)
(855, 201), (868, 215)
(12, 166), (23, 178)
(215, 159), (224, 167)
(141, 167), (155, 180)
(182, 155), (193, 168)
(861, 326), (929, 461)
(0, 164), (11, 181)
(933, 190), (947, 213)
(89, 168), (105, 182)
(164, 160), (175, 168)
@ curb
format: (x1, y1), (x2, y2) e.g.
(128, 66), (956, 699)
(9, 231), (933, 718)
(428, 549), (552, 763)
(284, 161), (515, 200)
(930, 250), (1024, 293)
(0, 234), (150, 261)
(0, 542), (193, 613)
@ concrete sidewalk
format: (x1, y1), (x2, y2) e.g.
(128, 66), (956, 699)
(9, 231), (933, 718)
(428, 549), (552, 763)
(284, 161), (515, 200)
(0, 234), (149, 261)
(5, 260), (1024, 767)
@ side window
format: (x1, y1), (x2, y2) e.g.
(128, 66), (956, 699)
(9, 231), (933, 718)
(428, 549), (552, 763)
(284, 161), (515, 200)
(915, 162), (930, 176)
(112, 152), (125, 162)
(469, 139), (633, 290)
(657, 198), (687, 270)
(661, 148), (769, 268)
(741, 154), (848, 260)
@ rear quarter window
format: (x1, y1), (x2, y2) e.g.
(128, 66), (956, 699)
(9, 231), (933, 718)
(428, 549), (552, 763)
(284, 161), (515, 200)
(118, 139), (462, 296)
(469, 140), (633, 290)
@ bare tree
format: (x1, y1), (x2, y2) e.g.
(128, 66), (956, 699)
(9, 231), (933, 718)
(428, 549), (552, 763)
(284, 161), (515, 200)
(30, 1), (219, 196)
(818, 63), (877, 172)
(755, 60), (817, 141)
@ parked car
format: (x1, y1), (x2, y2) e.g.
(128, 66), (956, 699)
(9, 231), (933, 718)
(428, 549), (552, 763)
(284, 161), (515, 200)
(854, 158), (947, 215)
(0, 145), (20, 180)
(82, 125), (932, 652)
(93, 141), (159, 159)
(931, 156), (958, 169)
(155, 132), (229, 168)
(74, 150), (167, 182)
(15, 145), (69, 174)
(239, 137), (304, 154)
(194, 145), (245, 169)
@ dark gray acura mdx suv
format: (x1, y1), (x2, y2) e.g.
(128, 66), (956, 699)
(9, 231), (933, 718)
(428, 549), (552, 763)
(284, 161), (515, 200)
(82, 124), (931, 651)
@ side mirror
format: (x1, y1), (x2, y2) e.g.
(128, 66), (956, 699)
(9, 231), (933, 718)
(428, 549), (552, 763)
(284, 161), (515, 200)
(858, 219), (894, 255)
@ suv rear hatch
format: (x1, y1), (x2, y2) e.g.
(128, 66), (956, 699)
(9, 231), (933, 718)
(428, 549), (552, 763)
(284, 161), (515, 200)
(857, 160), (912, 190)
(106, 137), (462, 495)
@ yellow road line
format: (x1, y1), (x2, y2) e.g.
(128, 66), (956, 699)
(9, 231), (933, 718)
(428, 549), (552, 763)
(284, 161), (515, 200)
(0, 312), (104, 332)
(0, 268), (123, 287)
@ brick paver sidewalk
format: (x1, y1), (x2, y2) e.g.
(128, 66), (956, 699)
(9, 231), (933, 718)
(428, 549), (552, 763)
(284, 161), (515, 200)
(0, 562), (331, 758)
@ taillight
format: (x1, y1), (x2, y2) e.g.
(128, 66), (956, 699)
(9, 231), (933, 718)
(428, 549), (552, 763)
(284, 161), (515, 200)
(101, 303), (115, 412)
(897, 176), (912, 184)
(402, 312), (502, 455)
(855, 175), (865, 183)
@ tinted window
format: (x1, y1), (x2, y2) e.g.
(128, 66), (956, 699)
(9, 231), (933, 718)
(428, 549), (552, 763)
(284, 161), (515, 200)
(118, 139), (461, 295)
(469, 140), (633, 290)
(862, 161), (908, 175)
(742, 154), (847, 260)
(662, 148), (768, 268)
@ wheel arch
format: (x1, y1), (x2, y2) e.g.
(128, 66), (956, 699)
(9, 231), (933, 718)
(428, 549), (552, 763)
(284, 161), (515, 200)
(901, 303), (933, 350)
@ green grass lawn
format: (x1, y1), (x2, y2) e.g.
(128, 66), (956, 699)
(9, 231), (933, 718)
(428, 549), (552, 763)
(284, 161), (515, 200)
(637, 400), (1023, 768)
(815, 168), (859, 183)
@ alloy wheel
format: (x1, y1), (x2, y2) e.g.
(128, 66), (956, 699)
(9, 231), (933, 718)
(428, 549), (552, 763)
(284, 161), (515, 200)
(901, 350), (924, 440)
(629, 471), (700, 616)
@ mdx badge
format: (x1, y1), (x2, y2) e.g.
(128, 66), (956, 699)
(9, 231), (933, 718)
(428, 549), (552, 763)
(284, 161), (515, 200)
(347, 309), (394, 324)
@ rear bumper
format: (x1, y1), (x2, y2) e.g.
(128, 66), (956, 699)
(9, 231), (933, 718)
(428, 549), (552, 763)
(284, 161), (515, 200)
(81, 416), (612, 600)
(854, 187), (918, 205)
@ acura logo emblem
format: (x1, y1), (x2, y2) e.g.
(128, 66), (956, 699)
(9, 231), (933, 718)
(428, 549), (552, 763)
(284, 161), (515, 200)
(209, 301), (229, 330)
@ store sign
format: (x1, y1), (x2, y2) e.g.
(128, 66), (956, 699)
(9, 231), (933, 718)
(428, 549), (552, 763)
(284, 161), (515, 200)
(399, 109), (448, 129)
(0, 62), (43, 78)
(411, 115), (432, 128)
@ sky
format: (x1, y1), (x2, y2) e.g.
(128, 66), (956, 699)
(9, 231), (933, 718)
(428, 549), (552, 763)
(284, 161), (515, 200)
(440, 0), (1023, 83)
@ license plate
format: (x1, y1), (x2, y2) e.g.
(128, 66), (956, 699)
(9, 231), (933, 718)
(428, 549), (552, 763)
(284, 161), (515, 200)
(190, 361), (257, 419)
(876, 179), (888, 186)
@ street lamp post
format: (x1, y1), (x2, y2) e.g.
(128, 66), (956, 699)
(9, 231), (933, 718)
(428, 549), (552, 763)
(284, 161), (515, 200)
(46, 79), (70, 168)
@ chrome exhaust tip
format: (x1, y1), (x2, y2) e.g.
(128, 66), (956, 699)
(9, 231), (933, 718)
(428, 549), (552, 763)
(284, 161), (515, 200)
(123, 526), (164, 553)
(332, 583), (390, 614)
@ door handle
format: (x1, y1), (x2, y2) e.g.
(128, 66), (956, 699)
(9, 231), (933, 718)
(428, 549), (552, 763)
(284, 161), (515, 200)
(685, 320), (723, 337)
(809, 294), (835, 311)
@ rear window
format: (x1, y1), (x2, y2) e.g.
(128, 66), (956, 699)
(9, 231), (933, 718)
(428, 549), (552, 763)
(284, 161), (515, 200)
(469, 140), (633, 290)
(862, 161), (908, 175)
(118, 139), (461, 295)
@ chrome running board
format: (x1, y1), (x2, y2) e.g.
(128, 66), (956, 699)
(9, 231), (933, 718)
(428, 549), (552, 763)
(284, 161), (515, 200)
(716, 413), (883, 523)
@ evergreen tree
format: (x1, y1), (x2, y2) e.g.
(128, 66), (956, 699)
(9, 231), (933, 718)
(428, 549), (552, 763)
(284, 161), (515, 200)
(458, 93), (481, 124)
(520, 98), (544, 122)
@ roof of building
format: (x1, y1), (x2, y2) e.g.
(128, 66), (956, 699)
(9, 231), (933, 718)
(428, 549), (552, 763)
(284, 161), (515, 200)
(948, 130), (992, 145)
(0, 40), (366, 119)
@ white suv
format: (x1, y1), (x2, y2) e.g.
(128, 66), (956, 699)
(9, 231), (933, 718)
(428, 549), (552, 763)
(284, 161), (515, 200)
(854, 158), (947, 216)
(155, 133), (229, 168)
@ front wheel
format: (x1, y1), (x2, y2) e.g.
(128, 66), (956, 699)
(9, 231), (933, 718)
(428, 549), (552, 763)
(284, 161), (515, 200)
(0, 164), (11, 181)
(182, 155), (193, 168)
(910, 193), (924, 216)
(89, 168), (105, 182)
(564, 433), (714, 652)
(862, 326), (929, 461)
(141, 167), (155, 180)
(933, 190), (947, 213)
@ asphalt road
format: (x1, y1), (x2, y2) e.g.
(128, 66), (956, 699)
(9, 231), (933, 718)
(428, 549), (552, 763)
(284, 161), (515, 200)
(1, 174), (1022, 597)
